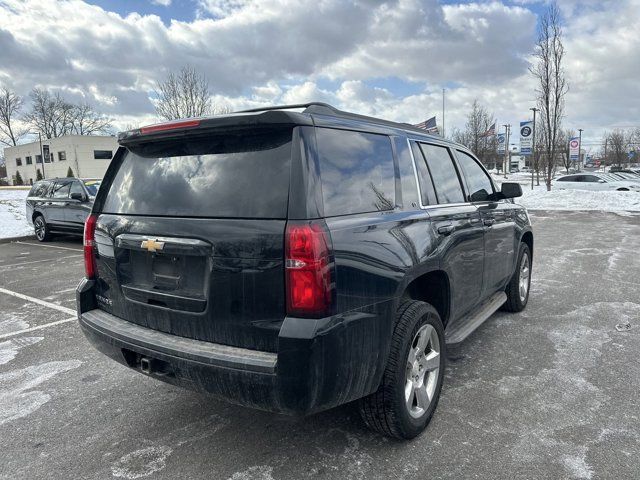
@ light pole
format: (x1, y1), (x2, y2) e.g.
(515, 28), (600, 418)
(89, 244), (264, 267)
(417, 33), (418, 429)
(530, 107), (538, 190)
(502, 124), (510, 178)
(29, 131), (45, 179)
(578, 128), (583, 170)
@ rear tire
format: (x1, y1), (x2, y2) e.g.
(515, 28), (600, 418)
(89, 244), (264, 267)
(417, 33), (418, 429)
(502, 242), (531, 312)
(33, 215), (51, 242)
(359, 300), (445, 439)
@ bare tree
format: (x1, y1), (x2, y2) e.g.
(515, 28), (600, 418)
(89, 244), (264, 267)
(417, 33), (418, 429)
(451, 99), (498, 168)
(559, 128), (575, 173)
(70, 103), (112, 135)
(0, 87), (28, 146)
(24, 89), (112, 138)
(24, 88), (72, 139)
(605, 129), (627, 166)
(530, 2), (568, 190)
(155, 66), (213, 120)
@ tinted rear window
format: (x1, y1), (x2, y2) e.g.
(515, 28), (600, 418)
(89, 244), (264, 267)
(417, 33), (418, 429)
(102, 128), (292, 218)
(316, 128), (395, 216)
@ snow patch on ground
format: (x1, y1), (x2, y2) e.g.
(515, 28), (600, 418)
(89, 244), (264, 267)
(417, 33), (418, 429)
(0, 188), (31, 239)
(491, 175), (640, 212)
(227, 466), (275, 480)
(518, 187), (640, 212)
(0, 336), (43, 365)
(110, 414), (229, 478)
(111, 446), (173, 479)
(0, 360), (82, 426)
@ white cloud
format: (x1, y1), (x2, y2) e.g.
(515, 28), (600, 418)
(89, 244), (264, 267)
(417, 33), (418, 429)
(0, 0), (637, 148)
(151, 0), (172, 6)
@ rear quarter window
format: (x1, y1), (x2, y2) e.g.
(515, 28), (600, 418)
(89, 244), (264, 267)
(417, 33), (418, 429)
(101, 128), (292, 219)
(315, 128), (395, 216)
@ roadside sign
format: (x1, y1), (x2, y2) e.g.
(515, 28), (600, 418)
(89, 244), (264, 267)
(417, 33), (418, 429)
(497, 133), (506, 154)
(569, 137), (580, 161)
(520, 121), (533, 155)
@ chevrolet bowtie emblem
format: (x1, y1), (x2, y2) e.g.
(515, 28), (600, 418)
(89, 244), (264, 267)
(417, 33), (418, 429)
(141, 239), (165, 252)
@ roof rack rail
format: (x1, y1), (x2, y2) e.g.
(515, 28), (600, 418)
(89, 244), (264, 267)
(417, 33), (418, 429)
(236, 102), (436, 136)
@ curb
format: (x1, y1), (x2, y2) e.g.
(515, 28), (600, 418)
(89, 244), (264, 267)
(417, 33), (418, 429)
(0, 234), (37, 245)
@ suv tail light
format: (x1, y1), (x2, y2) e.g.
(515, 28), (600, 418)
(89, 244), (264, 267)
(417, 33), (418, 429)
(84, 214), (98, 279)
(285, 222), (334, 318)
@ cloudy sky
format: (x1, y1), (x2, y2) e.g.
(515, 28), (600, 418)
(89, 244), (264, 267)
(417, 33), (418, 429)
(0, 0), (638, 152)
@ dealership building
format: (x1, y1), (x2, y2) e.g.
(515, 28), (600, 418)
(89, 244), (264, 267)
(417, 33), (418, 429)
(4, 134), (119, 185)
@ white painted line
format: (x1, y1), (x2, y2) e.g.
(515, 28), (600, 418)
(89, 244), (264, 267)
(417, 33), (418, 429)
(14, 241), (82, 253)
(0, 287), (76, 316)
(0, 316), (76, 340)
(0, 254), (82, 269)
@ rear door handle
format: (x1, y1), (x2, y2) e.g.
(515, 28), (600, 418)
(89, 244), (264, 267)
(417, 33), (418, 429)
(483, 218), (495, 227)
(437, 225), (454, 235)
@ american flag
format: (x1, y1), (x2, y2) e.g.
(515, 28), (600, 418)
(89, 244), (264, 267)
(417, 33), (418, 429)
(481, 122), (496, 137)
(414, 116), (439, 134)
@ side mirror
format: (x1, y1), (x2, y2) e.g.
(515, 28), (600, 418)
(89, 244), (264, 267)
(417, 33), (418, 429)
(70, 192), (85, 201)
(501, 182), (522, 199)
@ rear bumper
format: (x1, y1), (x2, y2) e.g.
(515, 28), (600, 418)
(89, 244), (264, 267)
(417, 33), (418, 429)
(77, 279), (393, 415)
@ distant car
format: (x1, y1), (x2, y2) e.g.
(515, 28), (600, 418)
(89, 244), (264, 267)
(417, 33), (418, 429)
(554, 173), (640, 192)
(26, 178), (102, 241)
(520, 166), (531, 173)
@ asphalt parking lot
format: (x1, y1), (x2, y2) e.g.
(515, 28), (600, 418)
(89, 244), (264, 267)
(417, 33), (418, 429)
(1, 211), (639, 480)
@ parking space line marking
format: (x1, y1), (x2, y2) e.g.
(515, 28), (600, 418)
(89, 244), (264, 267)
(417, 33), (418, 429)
(0, 317), (76, 340)
(0, 254), (82, 269)
(14, 241), (82, 252)
(0, 287), (76, 315)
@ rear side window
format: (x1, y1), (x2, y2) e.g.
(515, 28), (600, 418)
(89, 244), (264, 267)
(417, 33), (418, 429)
(410, 142), (437, 205)
(582, 175), (601, 182)
(32, 181), (51, 197)
(456, 150), (494, 202)
(102, 128), (292, 218)
(315, 128), (395, 216)
(557, 176), (576, 182)
(419, 143), (465, 204)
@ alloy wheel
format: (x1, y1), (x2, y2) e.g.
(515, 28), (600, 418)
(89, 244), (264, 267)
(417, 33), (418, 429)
(519, 253), (530, 302)
(35, 218), (45, 241)
(405, 324), (441, 419)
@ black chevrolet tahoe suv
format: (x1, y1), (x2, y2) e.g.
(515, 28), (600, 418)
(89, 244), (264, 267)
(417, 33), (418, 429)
(77, 103), (532, 439)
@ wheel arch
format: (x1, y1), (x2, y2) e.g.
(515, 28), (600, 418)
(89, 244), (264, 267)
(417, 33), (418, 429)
(32, 209), (45, 223)
(521, 230), (534, 259)
(401, 270), (451, 327)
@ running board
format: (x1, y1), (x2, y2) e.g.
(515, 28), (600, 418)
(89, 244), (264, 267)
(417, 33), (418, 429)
(445, 292), (507, 345)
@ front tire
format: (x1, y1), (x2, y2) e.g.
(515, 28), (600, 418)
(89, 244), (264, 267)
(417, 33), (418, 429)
(502, 242), (531, 312)
(359, 301), (445, 439)
(33, 215), (51, 242)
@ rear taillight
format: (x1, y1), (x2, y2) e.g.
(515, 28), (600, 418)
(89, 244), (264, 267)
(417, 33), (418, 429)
(84, 214), (98, 279)
(285, 222), (333, 318)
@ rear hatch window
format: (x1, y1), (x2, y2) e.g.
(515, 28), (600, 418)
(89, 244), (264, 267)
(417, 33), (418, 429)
(102, 127), (292, 218)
